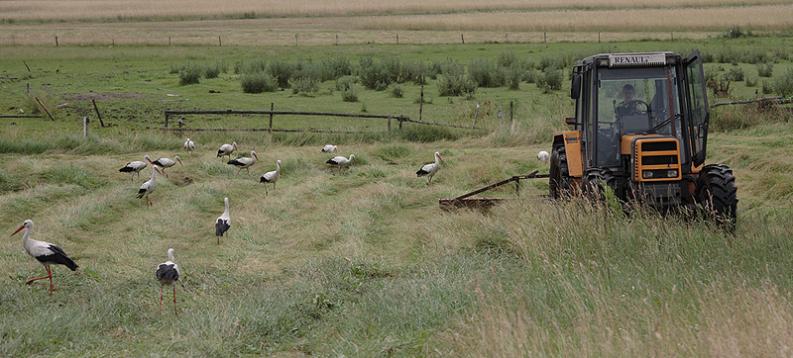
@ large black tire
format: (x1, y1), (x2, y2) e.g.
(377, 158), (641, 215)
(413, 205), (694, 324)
(549, 144), (572, 199)
(696, 164), (738, 229)
(583, 167), (617, 204)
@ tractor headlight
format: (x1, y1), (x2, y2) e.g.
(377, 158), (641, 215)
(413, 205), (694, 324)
(666, 170), (678, 178)
(643, 171), (654, 179)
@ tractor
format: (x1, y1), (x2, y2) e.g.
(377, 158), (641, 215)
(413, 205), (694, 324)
(550, 51), (738, 226)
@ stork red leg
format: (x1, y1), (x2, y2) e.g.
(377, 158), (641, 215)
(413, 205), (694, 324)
(47, 265), (54, 294)
(173, 285), (178, 315)
(159, 285), (164, 312)
(25, 275), (49, 285)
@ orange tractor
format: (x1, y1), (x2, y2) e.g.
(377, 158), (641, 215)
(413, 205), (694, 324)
(550, 51), (737, 226)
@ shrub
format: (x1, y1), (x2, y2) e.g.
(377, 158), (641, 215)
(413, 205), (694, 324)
(497, 51), (517, 68)
(320, 56), (352, 81)
(335, 75), (357, 91)
(178, 64), (202, 85)
(290, 76), (320, 95)
(358, 57), (391, 90)
(237, 59), (267, 75)
(267, 60), (295, 88)
(537, 69), (562, 92)
(341, 84), (358, 102)
(383, 57), (407, 83)
(745, 77), (758, 87)
(169, 64), (183, 74)
(724, 66), (744, 82)
(240, 72), (278, 93)
(204, 63), (221, 79)
(762, 80), (774, 95)
(437, 59), (477, 96)
(506, 67), (522, 90)
(757, 63), (773, 77)
(522, 69), (539, 84)
(773, 69), (793, 97)
(391, 85), (404, 98)
(469, 59), (503, 88)
(403, 61), (429, 84)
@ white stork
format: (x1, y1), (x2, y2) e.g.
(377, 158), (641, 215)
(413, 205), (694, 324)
(155, 248), (180, 314)
(321, 144), (337, 153)
(537, 150), (550, 164)
(118, 155), (152, 181)
(416, 151), (444, 185)
(11, 219), (78, 295)
(151, 155), (182, 177)
(228, 151), (258, 175)
(215, 197), (231, 244)
(326, 154), (354, 172)
(259, 160), (281, 194)
(217, 142), (238, 160)
(183, 138), (196, 152)
(137, 166), (163, 206)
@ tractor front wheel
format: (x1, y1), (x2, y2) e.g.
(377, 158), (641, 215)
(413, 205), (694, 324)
(696, 164), (738, 229)
(583, 167), (617, 204)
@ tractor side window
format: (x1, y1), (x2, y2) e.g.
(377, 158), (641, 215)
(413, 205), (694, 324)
(686, 51), (709, 165)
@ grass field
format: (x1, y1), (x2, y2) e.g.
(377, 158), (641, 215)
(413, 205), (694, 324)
(1, 1), (792, 46)
(2, 4), (793, 355)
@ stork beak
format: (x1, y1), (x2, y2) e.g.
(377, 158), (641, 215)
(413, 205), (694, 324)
(177, 158), (183, 166)
(11, 225), (24, 236)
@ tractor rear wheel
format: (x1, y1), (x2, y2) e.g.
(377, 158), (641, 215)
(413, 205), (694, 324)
(583, 167), (617, 204)
(549, 144), (572, 199)
(696, 164), (738, 229)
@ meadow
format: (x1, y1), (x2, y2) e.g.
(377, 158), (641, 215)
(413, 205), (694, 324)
(2, 15), (793, 358)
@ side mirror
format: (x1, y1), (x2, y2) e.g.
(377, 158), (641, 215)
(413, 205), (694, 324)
(570, 74), (581, 100)
(565, 117), (577, 126)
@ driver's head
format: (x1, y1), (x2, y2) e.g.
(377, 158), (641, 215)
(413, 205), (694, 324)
(622, 84), (635, 102)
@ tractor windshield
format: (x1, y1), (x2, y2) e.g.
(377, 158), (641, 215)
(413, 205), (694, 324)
(596, 66), (683, 166)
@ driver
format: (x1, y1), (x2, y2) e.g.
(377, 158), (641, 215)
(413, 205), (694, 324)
(615, 84), (641, 117)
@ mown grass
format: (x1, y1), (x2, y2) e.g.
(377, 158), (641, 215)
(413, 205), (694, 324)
(2, 37), (793, 356)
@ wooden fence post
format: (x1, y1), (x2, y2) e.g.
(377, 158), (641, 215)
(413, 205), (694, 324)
(419, 85), (424, 121)
(472, 102), (480, 129)
(335, 33), (338, 46)
(34, 97), (54, 121)
(168, 36), (172, 46)
(461, 33), (465, 44)
(598, 32), (601, 43)
(398, 116), (403, 130)
(268, 102), (274, 133)
(83, 116), (89, 138)
(55, 35), (59, 47)
(91, 99), (105, 127)
(295, 34), (298, 46)
(387, 115), (392, 131)
(396, 33), (399, 45)
(164, 112), (170, 128)
(543, 32), (547, 45)
(218, 35), (222, 47)
(509, 100), (514, 129)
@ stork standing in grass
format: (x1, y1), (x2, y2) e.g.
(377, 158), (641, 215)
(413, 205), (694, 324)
(183, 138), (196, 152)
(118, 155), (151, 181)
(416, 151), (444, 185)
(228, 151), (258, 175)
(537, 150), (550, 164)
(137, 166), (163, 206)
(321, 144), (337, 153)
(151, 155), (182, 177)
(155, 248), (180, 314)
(259, 160), (281, 194)
(326, 154), (354, 172)
(217, 142), (238, 160)
(215, 197), (231, 244)
(11, 219), (78, 295)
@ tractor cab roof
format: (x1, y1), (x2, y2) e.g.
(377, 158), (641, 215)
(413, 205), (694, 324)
(576, 52), (683, 69)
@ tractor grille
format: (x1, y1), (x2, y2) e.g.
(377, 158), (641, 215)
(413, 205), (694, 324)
(641, 155), (678, 165)
(642, 141), (677, 151)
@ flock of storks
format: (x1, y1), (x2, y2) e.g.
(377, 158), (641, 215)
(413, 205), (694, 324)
(10, 138), (449, 314)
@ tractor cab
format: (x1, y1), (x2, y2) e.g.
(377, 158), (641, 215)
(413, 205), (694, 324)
(550, 51), (737, 226)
